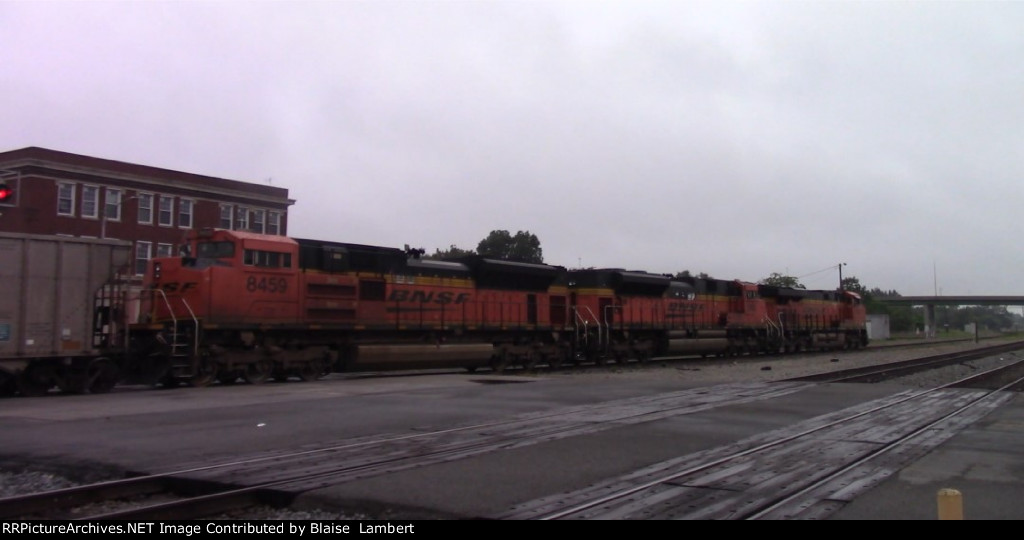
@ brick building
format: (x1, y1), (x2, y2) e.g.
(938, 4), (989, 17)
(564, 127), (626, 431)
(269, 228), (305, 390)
(0, 147), (293, 276)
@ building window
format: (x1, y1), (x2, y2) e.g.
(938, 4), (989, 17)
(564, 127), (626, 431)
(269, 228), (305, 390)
(156, 243), (174, 258)
(220, 205), (233, 229)
(81, 185), (100, 219)
(137, 193), (153, 225)
(57, 183), (75, 216)
(135, 241), (152, 275)
(250, 209), (265, 233)
(104, 189), (123, 222)
(235, 206), (248, 231)
(266, 211), (281, 235)
(158, 196), (173, 227)
(178, 199), (194, 229)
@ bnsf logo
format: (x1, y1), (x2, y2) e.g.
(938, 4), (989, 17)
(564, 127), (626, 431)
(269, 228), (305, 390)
(667, 302), (703, 312)
(387, 290), (470, 304)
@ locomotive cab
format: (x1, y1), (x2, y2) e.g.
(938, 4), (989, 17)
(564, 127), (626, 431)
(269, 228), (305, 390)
(142, 228), (301, 325)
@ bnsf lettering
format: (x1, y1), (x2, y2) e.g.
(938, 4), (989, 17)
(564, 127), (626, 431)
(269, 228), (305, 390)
(387, 290), (470, 304)
(246, 276), (289, 294)
(159, 282), (198, 294)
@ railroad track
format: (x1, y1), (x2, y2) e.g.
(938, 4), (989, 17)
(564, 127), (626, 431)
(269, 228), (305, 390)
(496, 357), (1024, 519)
(784, 340), (1024, 384)
(3, 341), (1021, 520)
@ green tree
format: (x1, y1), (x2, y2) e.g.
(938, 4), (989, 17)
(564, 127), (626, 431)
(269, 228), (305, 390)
(759, 272), (805, 289)
(868, 288), (919, 333)
(476, 230), (543, 263)
(428, 244), (475, 260)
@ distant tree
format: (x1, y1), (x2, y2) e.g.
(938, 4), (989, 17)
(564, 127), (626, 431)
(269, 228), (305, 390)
(840, 276), (867, 295)
(674, 270), (710, 279)
(759, 272), (805, 289)
(866, 288), (918, 332)
(428, 244), (475, 260)
(476, 230), (543, 263)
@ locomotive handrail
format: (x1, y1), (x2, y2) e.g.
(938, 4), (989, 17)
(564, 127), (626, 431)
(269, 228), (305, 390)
(178, 298), (200, 353)
(603, 304), (622, 351)
(573, 306), (602, 350)
(133, 289), (199, 355)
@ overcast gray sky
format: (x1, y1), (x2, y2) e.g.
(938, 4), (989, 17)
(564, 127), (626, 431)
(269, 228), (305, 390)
(3, 1), (1022, 296)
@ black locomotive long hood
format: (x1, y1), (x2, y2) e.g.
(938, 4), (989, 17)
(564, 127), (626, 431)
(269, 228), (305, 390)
(461, 257), (564, 291)
(610, 271), (671, 296)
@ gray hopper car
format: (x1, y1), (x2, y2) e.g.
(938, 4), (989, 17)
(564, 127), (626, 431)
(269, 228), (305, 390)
(0, 232), (132, 396)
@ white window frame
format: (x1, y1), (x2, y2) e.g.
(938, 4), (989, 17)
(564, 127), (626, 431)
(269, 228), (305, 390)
(250, 209), (265, 234)
(219, 204), (233, 229)
(266, 211), (281, 235)
(57, 182), (76, 216)
(156, 243), (174, 258)
(81, 185), (100, 219)
(135, 241), (152, 275)
(137, 193), (154, 225)
(158, 195), (174, 227)
(104, 189), (123, 222)
(178, 199), (194, 229)
(235, 206), (249, 231)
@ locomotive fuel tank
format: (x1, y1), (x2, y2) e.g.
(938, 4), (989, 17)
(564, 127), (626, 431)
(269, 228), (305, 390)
(347, 343), (495, 371)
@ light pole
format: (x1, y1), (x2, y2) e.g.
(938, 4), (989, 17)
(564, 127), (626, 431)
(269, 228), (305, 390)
(838, 262), (846, 291)
(100, 194), (138, 239)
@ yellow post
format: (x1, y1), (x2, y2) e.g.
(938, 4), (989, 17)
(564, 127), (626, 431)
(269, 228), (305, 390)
(937, 488), (963, 520)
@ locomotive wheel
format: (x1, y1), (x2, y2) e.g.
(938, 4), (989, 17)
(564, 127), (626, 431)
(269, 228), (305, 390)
(218, 372), (240, 385)
(245, 359), (273, 385)
(189, 359), (218, 388)
(522, 352), (539, 371)
(548, 348), (568, 369)
(490, 351), (509, 374)
(16, 365), (53, 397)
(85, 358), (119, 394)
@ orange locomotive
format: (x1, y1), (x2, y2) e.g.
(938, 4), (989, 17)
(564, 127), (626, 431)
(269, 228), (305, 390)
(131, 228), (868, 387)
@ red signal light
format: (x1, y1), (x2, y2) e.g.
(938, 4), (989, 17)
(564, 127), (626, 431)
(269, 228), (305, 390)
(0, 183), (12, 203)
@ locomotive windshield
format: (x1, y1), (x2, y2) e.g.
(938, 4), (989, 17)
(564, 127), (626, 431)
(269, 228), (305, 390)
(196, 241), (236, 259)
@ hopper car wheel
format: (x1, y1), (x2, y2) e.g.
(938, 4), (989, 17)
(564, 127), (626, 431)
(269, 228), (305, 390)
(159, 374), (180, 389)
(0, 372), (17, 397)
(299, 359), (325, 382)
(17, 365), (52, 397)
(245, 359), (273, 385)
(86, 358), (119, 394)
(218, 372), (240, 385)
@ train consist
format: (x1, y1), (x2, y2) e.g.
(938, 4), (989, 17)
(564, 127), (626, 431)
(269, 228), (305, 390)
(0, 228), (867, 396)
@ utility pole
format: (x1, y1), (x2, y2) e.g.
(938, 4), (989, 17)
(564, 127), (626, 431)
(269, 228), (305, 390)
(838, 262), (846, 290)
